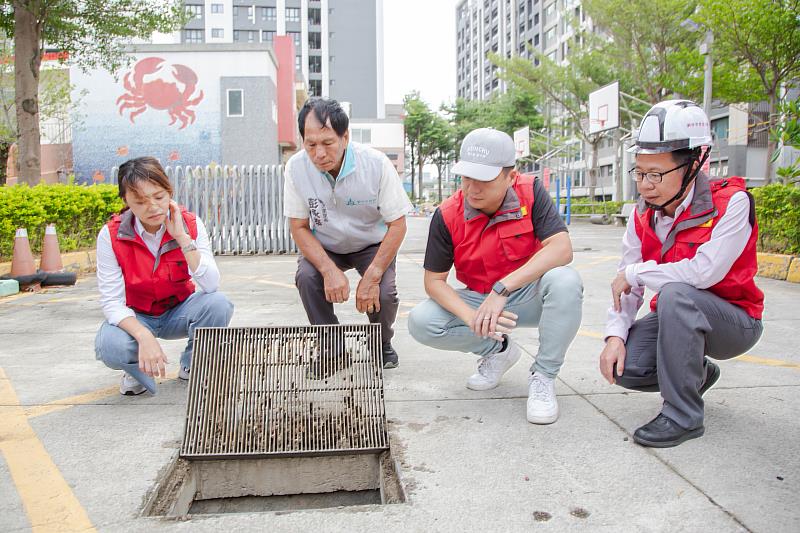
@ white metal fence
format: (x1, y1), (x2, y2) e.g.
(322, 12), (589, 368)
(111, 165), (296, 255)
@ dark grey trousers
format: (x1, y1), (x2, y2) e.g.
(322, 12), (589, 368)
(617, 282), (763, 430)
(295, 243), (399, 345)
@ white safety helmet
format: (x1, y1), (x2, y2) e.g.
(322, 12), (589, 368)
(629, 99), (713, 154)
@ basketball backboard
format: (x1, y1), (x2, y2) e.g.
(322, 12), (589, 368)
(514, 126), (530, 159)
(588, 81), (619, 134)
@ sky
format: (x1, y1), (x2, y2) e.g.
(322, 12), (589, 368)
(383, 0), (460, 110)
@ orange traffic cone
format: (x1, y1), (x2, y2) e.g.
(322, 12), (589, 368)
(40, 224), (64, 272)
(10, 228), (36, 277)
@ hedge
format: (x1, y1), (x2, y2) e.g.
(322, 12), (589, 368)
(750, 184), (800, 255)
(0, 184), (123, 261)
(557, 197), (625, 216)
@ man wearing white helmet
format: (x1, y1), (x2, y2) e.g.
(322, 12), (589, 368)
(409, 128), (583, 425)
(600, 100), (764, 447)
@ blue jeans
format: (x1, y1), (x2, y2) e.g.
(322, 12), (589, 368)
(408, 266), (583, 378)
(94, 292), (234, 393)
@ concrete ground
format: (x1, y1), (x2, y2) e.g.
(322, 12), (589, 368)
(1, 218), (798, 532)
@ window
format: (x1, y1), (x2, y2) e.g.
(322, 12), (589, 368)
(210, 3), (223, 14)
(232, 6), (238, 16)
(185, 4), (202, 18)
(351, 128), (372, 143)
(308, 32), (321, 50)
(295, 55), (302, 70)
(711, 117), (729, 141)
(544, 2), (555, 22)
(288, 31), (301, 48)
(534, 13), (539, 25)
(238, 30), (255, 43)
(544, 27), (555, 46)
(308, 7), (321, 25)
(534, 33), (539, 46)
(233, 30), (240, 41)
(286, 7), (300, 22)
(309, 79), (322, 96)
(227, 89), (243, 117)
(309, 55), (322, 73)
(262, 30), (275, 43)
(184, 29), (203, 43)
(262, 6), (276, 20)
(211, 28), (224, 38)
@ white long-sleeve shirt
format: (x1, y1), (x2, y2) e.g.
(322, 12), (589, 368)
(97, 216), (220, 325)
(604, 185), (753, 342)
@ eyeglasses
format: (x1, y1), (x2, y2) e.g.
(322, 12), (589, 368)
(628, 162), (689, 184)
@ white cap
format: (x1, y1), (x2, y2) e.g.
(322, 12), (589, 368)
(451, 128), (516, 181)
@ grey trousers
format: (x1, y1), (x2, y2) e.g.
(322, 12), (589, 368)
(617, 282), (763, 430)
(295, 243), (399, 345)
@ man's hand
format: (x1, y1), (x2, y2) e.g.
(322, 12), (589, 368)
(323, 268), (350, 304)
(599, 336), (626, 384)
(611, 271), (632, 312)
(470, 291), (518, 340)
(355, 274), (381, 314)
(137, 331), (169, 378)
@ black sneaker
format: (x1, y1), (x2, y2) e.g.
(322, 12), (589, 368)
(306, 331), (352, 379)
(699, 359), (720, 397)
(382, 343), (399, 369)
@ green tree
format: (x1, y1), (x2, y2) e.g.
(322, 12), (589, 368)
(403, 91), (435, 201)
(444, 87), (542, 147)
(697, 0), (800, 184)
(770, 97), (800, 184)
(424, 115), (455, 203)
(0, 0), (186, 185)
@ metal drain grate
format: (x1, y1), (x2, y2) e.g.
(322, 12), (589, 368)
(181, 324), (388, 459)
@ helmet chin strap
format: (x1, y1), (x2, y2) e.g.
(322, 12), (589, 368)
(645, 150), (710, 211)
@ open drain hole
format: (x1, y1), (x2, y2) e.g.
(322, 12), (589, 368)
(143, 450), (405, 517)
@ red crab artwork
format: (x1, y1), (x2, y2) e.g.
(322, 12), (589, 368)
(116, 57), (204, 130)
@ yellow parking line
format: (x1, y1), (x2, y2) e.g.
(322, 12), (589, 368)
(577, 329), (800, 370)
(25, 373), (179, 419)
(0, 367), (96, 532)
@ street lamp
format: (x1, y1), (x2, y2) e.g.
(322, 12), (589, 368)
(680, 18), (714, 117)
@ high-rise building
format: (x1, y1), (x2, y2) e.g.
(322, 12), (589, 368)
(172, 0), (384, 119)
(456, 0), (586, 101)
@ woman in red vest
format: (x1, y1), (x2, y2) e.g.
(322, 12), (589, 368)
(600, 100), (763, 447)
(94, 157), (233, 395)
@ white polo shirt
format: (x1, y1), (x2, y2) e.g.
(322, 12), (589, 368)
(283, 142), (412, 254)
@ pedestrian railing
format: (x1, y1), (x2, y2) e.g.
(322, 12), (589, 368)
(111, 165), (296, 255)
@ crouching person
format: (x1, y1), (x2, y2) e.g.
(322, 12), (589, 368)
(600, 100), (764, 447)
(95, 157), (234, 395)
(408, 128), (583, 424)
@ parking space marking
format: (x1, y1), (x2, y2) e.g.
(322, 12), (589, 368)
(0, 367), (96, 532)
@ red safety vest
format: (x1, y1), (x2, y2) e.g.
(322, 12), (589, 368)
(108, 208), (198, 316)
(634, 176), (763, 320)
(440, 174), (543, 294)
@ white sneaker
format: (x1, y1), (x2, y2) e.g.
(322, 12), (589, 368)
(466, 339), (521, 391)
(526, 373), (559, 424)
(178, 366), (190, 380)
(119, 372), (146, 396)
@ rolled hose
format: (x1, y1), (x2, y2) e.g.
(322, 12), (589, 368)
(0, 270), (77, 286)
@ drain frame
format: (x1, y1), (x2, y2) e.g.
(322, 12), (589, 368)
(181, 324), (389, 460)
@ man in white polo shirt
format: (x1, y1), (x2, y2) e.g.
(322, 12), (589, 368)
(284, 97), (412, 369)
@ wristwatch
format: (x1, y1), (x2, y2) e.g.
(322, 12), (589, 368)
(492, 281), (511, 297)
(181, 240), (198, 253)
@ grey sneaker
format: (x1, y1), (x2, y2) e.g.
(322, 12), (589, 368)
(466, 339), (521, 391)
(119, 372), (146, 396)
(178, 366), (190, 381)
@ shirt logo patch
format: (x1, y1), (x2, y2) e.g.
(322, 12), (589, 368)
(698, 219), (713, 228)
(521, 205), (528, 216)
(345, 197), (378, 207)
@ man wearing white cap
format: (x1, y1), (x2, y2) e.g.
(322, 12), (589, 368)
(408, 128), (583, 424)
